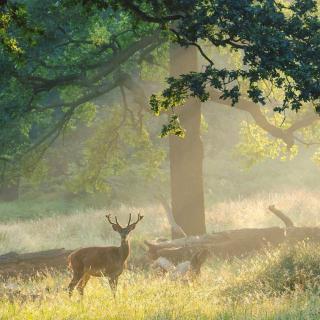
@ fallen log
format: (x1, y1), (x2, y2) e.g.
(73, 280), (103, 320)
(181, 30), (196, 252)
(1, 206), (319, 278)
(145, 206), (320, 261)
(0, 248), (72, 279)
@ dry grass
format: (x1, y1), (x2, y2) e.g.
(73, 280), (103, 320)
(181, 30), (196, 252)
(0, 205), (168, 255)
(1, 247), (320, 319)
(1, 189), (320, 254)
(206, 189), (320, 231)
(1, 189), (320, 319)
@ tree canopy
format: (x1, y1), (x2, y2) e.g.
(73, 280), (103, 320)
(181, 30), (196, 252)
(0, 0), (319, 200)
(0, 1), (170, 199)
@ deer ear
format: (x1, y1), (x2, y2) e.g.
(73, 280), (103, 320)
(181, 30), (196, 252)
(128, 224), (136, 231)
(112, 224), (120, 232)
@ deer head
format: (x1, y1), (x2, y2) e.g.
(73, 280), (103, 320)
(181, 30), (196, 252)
(106, 213), (144, 240)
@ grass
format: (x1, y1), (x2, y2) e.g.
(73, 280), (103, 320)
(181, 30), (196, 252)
(0, 193), (112, 223)
(2, 187), (320, 228)
(206, 188), (320, 232)
(0, 205), (168, 257)
(2, 244), (320, 319)
(1, 189), (320, 319)
(1, 189), (320, 255)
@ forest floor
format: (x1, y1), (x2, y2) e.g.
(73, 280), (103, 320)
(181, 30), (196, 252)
(1, 189), (320, 319)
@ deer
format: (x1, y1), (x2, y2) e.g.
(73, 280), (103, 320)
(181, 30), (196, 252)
(67, 213), (144, 297)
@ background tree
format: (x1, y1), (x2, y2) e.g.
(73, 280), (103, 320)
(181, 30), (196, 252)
(0, 0), (167, 201)
(118, 0), (319, 235)
(1, 0), (319, 237)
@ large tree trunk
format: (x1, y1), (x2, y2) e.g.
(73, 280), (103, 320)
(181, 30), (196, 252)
(169, 44), (206, 237)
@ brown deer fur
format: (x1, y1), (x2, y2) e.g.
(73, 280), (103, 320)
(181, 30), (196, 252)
(67, 213), (143, 297)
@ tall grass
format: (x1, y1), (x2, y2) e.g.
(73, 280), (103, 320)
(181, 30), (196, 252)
(206, 188), (320, 231)
(0, 205), (168, 255)
(1, 189), (320, 255)
(1, 190), (320, 318)
(2, 243), (320, 319)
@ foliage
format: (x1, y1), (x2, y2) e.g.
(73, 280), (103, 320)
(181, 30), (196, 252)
(0, 0), (168, 196)
(65, 107), (166, 195)
(236, 121), (299, 167)
(234, 103), (320, 167)
(134, 0), (320, 135)
(1, 0), (320, 205)
(0, 1), (42, 55)
(2, 0), (320, 159)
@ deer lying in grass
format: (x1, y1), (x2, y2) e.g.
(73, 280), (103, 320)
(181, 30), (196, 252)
(67, 213), (143, 297)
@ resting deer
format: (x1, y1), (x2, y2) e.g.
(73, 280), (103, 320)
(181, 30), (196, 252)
(67, 213), (143, 297)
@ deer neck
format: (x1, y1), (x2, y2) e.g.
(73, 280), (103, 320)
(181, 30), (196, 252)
(119, 238), (130, 262)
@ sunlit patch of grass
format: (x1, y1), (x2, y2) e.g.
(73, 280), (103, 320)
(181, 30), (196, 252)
(1, 190), (320, 318)
(2, 243), (320, 319)
(0, 205), (168, 255)
(1, 189), (320, 255)
(1, 271), (320, 320)
(206, 189), (320, 231)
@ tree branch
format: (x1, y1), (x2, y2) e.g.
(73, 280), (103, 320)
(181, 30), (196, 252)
(117, 1), (183, 23)
(268, 205), (294, 228)
(208, 88), (319, 147)
(17, 33), (161, 94)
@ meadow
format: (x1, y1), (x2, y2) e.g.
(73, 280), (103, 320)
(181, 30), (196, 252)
(1, 244), (320, 319)
(1, 189), (320, 319)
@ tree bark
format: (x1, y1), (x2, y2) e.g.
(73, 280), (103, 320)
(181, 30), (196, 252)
(169, 44), (206, 237)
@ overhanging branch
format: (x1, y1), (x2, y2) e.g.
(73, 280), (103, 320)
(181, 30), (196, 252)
(17, 33), (161, 95)
(117, 1), (183, 23)
(208, 88), (319, 147)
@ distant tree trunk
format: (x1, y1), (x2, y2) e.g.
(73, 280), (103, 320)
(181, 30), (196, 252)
(169, 44), (206, 237)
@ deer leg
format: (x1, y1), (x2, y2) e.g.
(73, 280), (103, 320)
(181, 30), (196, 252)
(77, 273), (90, 296)
(108, 276), (118, 298)
(68, 272), (83, 297)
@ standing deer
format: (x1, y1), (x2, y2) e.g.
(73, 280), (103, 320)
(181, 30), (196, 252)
(67, 213), (143, 297)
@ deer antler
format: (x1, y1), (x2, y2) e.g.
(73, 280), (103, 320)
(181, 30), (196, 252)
(127, 213), (132, 227)
(106, 213), (143, 229)
(114, 216), (122, 227)
(106, 214), (122, 228)
(129, 213), (144, 227)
